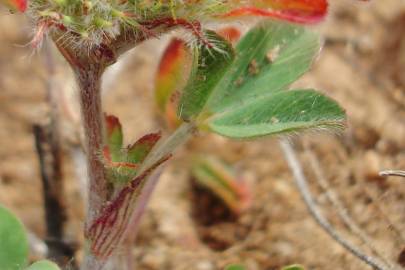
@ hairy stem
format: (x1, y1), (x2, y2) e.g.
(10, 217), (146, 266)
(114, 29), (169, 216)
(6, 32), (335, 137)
(76, 66), (107, 222)
(51, 25), (175, 270)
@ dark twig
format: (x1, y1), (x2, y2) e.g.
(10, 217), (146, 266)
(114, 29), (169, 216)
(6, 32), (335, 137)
(280, 139), (389, 270)
(33, 124), (76, 266)
(32, 42), (77, 268)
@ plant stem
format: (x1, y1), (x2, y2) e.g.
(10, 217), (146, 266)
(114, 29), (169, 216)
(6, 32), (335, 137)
(107, 122), (196, 269)
(76, 66), (107, 222)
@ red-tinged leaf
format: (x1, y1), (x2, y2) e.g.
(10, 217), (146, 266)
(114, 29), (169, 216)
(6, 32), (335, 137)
(105, 114), (123, 161)
(164, 98), (182, 129)
(217, 26), (242, 44)
(0, 0), (27, 12)
(86, 155), (171, 260)
(126, 132), (161, 164)
(221, 0), (328, 24)
(192, 156), (251, 214)
(155, 38), (190, 112)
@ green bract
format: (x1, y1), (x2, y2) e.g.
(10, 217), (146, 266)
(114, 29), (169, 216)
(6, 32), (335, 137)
(0, 205), (29, 270)
(177, 20), (345, 139)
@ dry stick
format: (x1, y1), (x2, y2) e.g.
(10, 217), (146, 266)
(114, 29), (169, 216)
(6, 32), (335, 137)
(279, 140), (388, 270)
(302, 143), (396, 269)
(379, 170), (405, 178)
(33, 125), (76, 267)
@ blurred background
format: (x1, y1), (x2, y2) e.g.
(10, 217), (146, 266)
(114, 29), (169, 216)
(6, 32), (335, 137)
(0, 0), (404, 269)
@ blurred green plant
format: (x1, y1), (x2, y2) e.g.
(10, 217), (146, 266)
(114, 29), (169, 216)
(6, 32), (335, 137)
(282, 264), (305, 270)
(225, 264), (246, 270)
(0, 205), (60, 270)
(191, 155), (251, 215)
(26, 261), (61, 270)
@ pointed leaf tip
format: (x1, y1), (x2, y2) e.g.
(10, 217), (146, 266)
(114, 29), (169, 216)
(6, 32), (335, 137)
(104, 114), (123, 161)
(127, 132), (161, 164)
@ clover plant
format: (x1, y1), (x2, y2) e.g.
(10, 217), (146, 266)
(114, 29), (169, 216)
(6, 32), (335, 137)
(0, 0), (351, 268)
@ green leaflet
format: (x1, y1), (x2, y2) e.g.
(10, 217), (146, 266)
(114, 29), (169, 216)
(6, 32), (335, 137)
(205, 20), (320, 112)
(207, 90), (345, 139)
(178, 30), (235, 121)
(26, 260), (61, 270)
(0, 205), (29, 270)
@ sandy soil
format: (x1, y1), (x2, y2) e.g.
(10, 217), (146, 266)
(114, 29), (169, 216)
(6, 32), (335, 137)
(0, 0), (404, 269)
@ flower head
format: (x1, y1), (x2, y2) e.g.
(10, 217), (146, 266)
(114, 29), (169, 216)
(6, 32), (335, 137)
(12, 0), (327, 49)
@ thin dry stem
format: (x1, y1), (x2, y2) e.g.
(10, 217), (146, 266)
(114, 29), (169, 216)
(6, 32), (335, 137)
(280, 139), (389, 270)
(302, 142), (396, 269)
(379, 170), (405, 178)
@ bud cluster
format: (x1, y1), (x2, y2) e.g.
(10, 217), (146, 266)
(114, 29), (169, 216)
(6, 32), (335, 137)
(26, 0), (231, 48)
